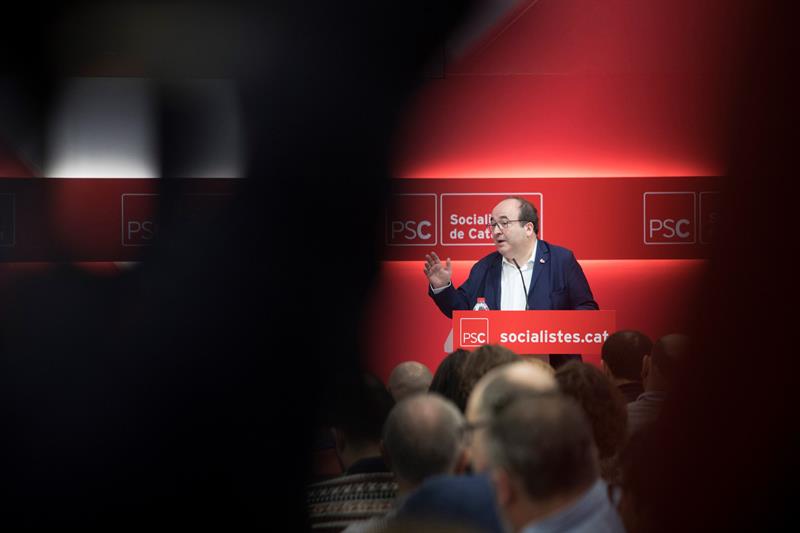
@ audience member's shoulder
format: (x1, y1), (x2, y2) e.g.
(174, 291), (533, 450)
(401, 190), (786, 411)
(412, 472), (492, 497)
(398, 474), (503, 533)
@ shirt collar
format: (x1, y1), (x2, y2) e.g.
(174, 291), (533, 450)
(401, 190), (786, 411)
(502, 239), (538, 269)
(521, 479), (610, 533)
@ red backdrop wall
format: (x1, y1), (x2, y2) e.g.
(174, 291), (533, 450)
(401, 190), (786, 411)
(363, 0), (734, 382)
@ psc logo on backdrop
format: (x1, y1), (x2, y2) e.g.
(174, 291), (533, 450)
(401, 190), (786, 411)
(122, 193), (158, 246)
(460, 317), (489, 347)
(643, 192), (696, 244)
(700, 192), (720, 244)
(386, 193), (437, 246)
(122, 193), (232, 247)
(440, 192), (543, 246)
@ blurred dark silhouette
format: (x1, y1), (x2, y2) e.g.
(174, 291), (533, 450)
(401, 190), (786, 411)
(308, 373), (396, 531)
(622, 3), (800, 532)
(600, 330), (652, 403)
(2, 2), (797, 531)
(0, 1), (474, 528)
(555, 362), (628, 484)
(626, 333), (689, 436)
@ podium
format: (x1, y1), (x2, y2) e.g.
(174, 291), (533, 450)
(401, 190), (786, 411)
(453, 310), (616, 355)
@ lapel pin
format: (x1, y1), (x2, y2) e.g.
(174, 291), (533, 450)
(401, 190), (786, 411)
(539, 258), (546, 264)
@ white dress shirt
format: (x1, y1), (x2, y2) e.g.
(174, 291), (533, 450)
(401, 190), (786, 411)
(500, 240), (537, 310)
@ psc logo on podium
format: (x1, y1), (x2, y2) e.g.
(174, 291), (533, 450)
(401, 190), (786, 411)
(460, 317), (489, 347)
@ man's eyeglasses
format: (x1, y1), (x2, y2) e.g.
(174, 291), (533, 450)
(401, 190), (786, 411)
(485, 219), (531, 231)
(459, 419), (491, 442)
(461, 390), (560, 440)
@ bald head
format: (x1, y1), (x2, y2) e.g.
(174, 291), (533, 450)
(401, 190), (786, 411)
(382, 393), (465, 488)
(465, 361), (559, 472)
(388, 361), (433, 402)
(467, 361), (558, 423)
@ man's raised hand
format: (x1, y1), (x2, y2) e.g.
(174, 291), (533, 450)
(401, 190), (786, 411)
(424, 252), (452, 289)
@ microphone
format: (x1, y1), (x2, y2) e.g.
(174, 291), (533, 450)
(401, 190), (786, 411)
(512, 258), (529, 311)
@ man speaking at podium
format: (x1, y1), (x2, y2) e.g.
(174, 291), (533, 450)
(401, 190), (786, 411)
(424, 196), (598, 367)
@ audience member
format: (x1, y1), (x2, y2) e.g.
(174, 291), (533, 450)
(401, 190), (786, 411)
(455, 344), (520, 412)
(627, 333), (689, 436)
(555, 362), (628, 484)
(396, 361), (556, 533)
(345, 393), (467, 532)
(601, 330), (653, 403)
(467, 361), (559, 472)
(616, 426), (659, 533)
(428, 349), (469, 410)
(387, 361), (433, 402)
(521, 356), (556, 377)
(308, 373), (396, 532)
(487, 393), (625, 533)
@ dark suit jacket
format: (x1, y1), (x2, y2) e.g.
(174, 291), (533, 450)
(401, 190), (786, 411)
(395, 473), (504, 533)
(429, 240), (598, 317)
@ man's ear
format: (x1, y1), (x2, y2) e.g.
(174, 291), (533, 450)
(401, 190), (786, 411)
(601, 360), (611, 378)
(452, 447), (470, 475)
(461, 445), (474, 475)
(641, 355), (651, 382)
(492, 468), (516, 509)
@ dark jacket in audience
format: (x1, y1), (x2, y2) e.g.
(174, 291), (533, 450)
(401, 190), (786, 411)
(627, 391), (666, 436)
(618, 381), (645, 403)
(395, 473), (504, 533)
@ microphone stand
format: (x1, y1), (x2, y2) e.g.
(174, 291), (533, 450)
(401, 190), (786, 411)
(512, 258), (529, 311)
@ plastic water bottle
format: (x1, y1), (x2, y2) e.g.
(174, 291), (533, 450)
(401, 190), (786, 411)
(473, 297), (490, 311)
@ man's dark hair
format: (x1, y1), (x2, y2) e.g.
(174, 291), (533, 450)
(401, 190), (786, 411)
(555, 362), (627, 480)
(382, 394), (464, 485)
(651, 334), (690, 383)
(601, 330), (653, 381)
(429, 349), (469, 412)
(487, 393), (597, 500)
(457, 345), (519, 413)
(327, 372), (395, 445)
(508, 196), (539, 235)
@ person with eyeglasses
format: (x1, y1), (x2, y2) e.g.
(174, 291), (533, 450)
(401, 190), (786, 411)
(487, 393), (626, 533)
(424, 196), (598, 367)
(394, 360), (559, 533)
